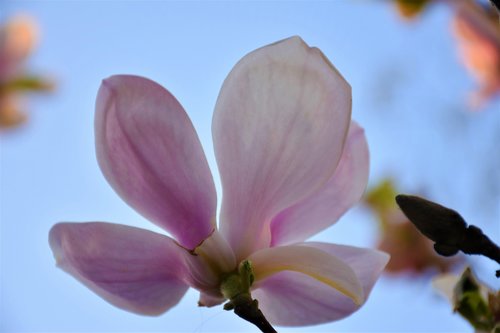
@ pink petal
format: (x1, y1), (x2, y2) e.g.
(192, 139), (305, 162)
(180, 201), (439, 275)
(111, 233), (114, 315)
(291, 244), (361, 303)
(95, 75), (216, 249)
(49, 222), (192, 316)
(252, 242), (388, 326)
(213, 36), (352, 259)
(248, 244), (364, 306)
(270, 122), (369, 246)
(198, 291), (225, 307)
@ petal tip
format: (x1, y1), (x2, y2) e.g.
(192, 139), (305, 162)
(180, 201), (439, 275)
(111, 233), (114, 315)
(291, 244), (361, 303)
(371, 250), (391, 276)
(48, 223), (66, 265)
(96, 78), (115, 114)
(48, 222), (63, 246)
(379, 250), (391, 266)
(270, 35), (308, 48)
(99, 75), (134, 98)
(349, 121), (365, 135)
(99, 75), (142, 94)
(310, 46), (351, 94)
(100, 77), (113, 90)
(100, 74), (126, 89)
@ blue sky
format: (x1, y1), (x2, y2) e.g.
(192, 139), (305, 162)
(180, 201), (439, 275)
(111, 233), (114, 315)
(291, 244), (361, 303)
(1, 1), (499, 332)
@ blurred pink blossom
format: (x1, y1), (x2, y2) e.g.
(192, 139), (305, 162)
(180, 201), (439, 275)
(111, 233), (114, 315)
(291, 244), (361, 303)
(0, 15), (53, 129)
(364, 180), (461, 276)
(49, 37), (388, 328)
(0, 15), (37, 79)
(0, 15), (36, 128)
(377, 217), (458, 274)
(452, 1), (500, 108)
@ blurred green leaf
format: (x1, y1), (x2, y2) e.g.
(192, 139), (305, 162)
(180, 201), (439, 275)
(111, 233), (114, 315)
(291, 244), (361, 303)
(394, 0), (430, 19)
(1, 75), (54, 93)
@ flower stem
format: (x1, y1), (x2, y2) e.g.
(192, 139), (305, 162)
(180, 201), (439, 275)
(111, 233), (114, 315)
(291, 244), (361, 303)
(220, 260), (278, 332)
(225, 293), (277, 333)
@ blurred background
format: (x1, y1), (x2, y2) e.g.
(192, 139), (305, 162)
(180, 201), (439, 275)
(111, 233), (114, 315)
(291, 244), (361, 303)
(1, 1), (499, 332)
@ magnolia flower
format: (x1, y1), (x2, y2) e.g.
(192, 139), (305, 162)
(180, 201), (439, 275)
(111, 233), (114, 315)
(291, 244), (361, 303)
(49, 37), (388, 328)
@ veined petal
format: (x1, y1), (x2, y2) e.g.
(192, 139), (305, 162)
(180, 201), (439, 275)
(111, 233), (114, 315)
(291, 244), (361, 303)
(252, 243), (388, 326)
(49, 222), (193, 316)
(270, 122), (369, 246)
(247, 244), (364, 306)
(95, 75), (216, 249)
(213, 36), (351, 259)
